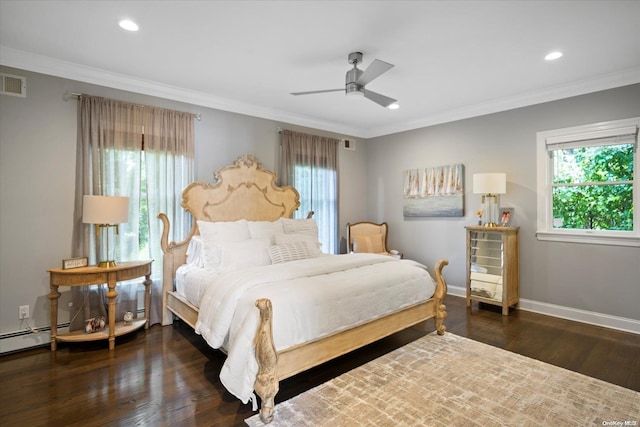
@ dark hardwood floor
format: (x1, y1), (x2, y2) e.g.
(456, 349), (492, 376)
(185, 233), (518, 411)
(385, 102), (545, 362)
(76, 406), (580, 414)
(1, 295), (639, 427)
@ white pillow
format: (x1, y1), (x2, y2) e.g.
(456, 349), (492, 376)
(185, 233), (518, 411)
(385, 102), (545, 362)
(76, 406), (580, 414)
(248, 220), (284, 245)
(186, 235), (205, 268)
(279, 218), (319, 237)
(197, 219), (250, 242)
(352, 233), (386, 254)
(197, 219), (251, 271)
(268, 241), (314, 264)
(279, 217), (322, 251)
(275, 233), (322, 257)
(216, 238), (271, 273)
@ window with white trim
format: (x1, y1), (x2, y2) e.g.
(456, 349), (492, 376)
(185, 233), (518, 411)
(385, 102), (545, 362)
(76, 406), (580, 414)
(536, 117), (639, 247)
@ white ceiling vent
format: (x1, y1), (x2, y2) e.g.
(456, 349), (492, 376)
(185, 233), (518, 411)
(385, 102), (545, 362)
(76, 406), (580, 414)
(342, 139), (356, 151)
(1, 73), (26, 97)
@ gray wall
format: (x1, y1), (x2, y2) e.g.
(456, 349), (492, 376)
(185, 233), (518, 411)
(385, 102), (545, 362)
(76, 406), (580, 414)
(1, 65), (638, 353)
(0, 66), (368, 353)
(366, 84), (640, 324)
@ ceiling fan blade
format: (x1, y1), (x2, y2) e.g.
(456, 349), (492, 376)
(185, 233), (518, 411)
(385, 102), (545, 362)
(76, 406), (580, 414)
(291, 88), (343, 96)
(356, 59), (394, 86)
(364, 90), (397, 108)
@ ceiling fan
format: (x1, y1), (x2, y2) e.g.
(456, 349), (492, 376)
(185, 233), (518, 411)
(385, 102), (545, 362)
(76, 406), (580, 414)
(291, 52), (397, 108)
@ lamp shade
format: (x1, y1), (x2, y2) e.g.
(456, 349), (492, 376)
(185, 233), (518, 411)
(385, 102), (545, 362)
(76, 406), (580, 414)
(82, 195), (129, 224)
(473, 173), (506, 194)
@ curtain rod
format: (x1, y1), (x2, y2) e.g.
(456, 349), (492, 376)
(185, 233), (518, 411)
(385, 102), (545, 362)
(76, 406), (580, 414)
(69, 92), (201, 121)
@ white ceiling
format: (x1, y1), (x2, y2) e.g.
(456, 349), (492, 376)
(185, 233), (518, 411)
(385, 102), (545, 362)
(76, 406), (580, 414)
(1, 1), (639, 138)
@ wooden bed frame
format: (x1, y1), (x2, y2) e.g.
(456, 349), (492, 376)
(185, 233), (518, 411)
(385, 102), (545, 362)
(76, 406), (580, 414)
(158, 154), (448, 423)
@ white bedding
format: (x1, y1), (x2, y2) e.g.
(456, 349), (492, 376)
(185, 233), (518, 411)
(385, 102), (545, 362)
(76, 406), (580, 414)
(189, 252), (436, 405)
(176, 264), (216, 308)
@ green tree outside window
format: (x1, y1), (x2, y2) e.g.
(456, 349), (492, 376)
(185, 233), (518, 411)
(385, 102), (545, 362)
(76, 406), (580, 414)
(552, 143), (634, 231)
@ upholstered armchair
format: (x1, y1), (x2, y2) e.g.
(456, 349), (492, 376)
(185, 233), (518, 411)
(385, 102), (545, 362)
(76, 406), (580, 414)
(346, 221), (401, 258)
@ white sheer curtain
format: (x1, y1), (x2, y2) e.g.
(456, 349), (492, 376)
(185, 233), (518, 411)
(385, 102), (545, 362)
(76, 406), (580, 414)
(142, 107), (194, 325)
(71, 95), (194, 331)
(280, 130), (339, 254)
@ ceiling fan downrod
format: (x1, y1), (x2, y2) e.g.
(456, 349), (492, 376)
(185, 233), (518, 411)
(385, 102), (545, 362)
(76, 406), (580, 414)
(346, 52), (364, 96)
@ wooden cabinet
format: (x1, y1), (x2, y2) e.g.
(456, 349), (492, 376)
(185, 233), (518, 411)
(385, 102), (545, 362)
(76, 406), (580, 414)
(465, 226), (519, 315)
(48, 260), (152, 351)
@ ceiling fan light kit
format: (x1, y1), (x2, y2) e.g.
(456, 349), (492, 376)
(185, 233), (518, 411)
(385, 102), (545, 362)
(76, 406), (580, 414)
(292, 51), (397, 108)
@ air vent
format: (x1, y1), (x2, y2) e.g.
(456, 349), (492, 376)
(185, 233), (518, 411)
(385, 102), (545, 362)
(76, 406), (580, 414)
(343, 139), (356, 151)
(0, 73), (26, 97)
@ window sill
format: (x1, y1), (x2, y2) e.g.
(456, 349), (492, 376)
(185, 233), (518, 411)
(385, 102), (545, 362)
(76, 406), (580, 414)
(536, 231), (640, 247)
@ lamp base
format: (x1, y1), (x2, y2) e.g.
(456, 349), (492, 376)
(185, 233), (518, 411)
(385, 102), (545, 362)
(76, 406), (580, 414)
(98, 260), (117, 268)
(481, 194), (500, 227)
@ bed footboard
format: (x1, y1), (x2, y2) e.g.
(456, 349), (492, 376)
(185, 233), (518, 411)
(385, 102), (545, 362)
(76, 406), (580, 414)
(433, 259), (449, 335)
(253, 258), (449, 424)
(254, 299), (278, 424)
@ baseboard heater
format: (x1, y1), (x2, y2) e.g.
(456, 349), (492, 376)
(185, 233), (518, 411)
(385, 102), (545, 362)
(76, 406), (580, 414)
(0, 322), (65, 340)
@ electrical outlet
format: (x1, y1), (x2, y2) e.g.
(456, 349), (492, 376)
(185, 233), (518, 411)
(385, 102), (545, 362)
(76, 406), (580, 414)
(19, 305), (29, 319)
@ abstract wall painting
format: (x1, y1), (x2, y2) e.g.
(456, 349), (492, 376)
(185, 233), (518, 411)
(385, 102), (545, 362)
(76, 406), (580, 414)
(403, 164), (465, 217)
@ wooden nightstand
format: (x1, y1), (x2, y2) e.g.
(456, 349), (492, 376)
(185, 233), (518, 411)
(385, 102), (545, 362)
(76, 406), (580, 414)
(47, 260), (152, 351)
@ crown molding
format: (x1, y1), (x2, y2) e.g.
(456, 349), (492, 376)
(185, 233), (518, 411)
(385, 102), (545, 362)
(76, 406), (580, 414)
(2, 46), (638, 139)
(0, 46), (361, 137)
(368, 66), (640, 138)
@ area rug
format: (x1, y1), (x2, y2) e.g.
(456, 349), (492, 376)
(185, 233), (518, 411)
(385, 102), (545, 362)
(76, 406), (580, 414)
(246, 332), (639, 426)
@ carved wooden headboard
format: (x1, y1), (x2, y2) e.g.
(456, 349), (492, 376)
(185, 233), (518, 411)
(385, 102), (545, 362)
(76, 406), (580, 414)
(181, 154), (300, 223)
(157, 154), (300, 324)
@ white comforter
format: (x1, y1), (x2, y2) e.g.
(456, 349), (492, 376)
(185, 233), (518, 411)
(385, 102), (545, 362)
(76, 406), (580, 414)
(193, 253), (436, 404)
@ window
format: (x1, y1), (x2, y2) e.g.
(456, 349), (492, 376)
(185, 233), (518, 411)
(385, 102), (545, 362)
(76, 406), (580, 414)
(71, 96), (195, 330)
(536, 117), (639, 246)
(292, 163), (338, 253)
(280, 130), (339, 254)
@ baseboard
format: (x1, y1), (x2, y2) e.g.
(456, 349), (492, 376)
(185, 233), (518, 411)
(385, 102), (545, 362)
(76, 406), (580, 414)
(447, 285), (640, 335)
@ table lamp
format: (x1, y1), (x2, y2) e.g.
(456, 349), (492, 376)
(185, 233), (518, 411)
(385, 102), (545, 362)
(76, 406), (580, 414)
(473, 173), (506, 227)
(82, 195), (129, 267)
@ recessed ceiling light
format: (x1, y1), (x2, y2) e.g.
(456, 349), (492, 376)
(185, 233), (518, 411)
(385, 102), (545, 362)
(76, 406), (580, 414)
(545, 51), (563, 61)
(118, 19), (139, 32)
(388, 103), (399, 110)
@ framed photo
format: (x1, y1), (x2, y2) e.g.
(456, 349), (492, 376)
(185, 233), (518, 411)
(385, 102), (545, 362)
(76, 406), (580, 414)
(62, 256), (88, 270)
(500, 208), (514, 227)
